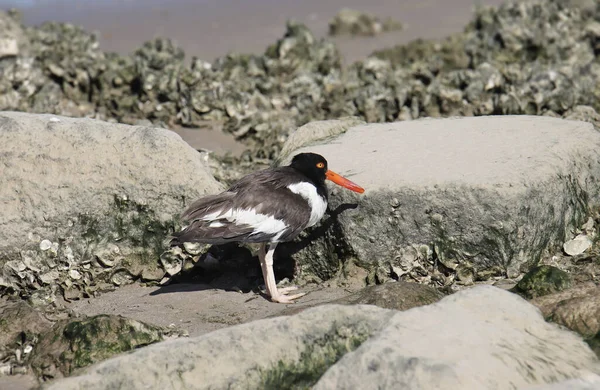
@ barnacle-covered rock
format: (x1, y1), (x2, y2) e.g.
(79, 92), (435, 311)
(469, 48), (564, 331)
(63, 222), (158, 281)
(0, 9), (28, 58)
(328, 8), (402, 37)
(0, 112), (222, 302)
(278, 116), (600, 286)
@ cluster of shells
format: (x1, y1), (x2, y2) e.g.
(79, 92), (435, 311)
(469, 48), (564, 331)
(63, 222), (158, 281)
(2, 236), (130, 304)
(0, 0), (600, 164)
(328, 8), (403, 37)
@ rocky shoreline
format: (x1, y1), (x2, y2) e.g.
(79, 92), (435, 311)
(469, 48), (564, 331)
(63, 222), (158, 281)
(2, 0), (600, 163)
(2, 0), (600, 388)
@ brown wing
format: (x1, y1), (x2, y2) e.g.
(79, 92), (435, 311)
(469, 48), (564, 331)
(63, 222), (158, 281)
(170, 167), (312, 246)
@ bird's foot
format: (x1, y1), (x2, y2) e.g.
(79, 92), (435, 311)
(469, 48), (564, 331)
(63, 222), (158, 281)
(269, 286), (306, 304)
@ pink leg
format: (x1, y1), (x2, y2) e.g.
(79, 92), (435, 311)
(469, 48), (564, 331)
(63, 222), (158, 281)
(258, 243), (305, 304)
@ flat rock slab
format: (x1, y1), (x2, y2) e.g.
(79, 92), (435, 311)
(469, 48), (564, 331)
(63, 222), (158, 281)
(280, 116), (600, 280)
(0, 112), (222, 301)
(43, 286), (600, 389)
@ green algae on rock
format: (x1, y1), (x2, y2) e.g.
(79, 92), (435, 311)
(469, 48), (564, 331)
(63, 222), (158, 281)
(514, 265), (574, 299)
(30, 314), (166, 380)
(258, 324), (371, 390)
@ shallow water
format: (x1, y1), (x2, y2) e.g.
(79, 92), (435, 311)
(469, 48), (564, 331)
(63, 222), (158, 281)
(1, 0), (507, 62)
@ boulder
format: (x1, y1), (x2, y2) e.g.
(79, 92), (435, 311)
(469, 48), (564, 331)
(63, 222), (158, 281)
(0, 112), (223, 302)
(42, 286), (600, 389)
(531, 282), (600, 357)
(278, 116), (600, 284)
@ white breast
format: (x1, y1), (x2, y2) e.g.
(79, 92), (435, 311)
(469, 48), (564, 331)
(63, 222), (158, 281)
(287, 182), (328, 227)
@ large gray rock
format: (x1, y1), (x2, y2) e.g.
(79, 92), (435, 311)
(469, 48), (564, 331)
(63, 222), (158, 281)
(313, 286), (600, 389)
(0, 112), (222, 302)
(42, 286), (600, 389)
(278, 116), (600, 284)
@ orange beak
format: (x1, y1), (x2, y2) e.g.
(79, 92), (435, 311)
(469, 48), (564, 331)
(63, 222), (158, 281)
(325, 170), (365, 194)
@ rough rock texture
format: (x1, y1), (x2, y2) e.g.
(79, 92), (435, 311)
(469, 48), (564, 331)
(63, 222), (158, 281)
(275, 116), (365, 166)
(278, 116), (600, 286)
(43, 286), (600, 390)
(514, 265), (574, 299)
(0, 298), (173, 383)
(30, 314), (167, 381)
(0, 299), (56, 377)
(0, 111), (223, 303)
(525, 374), (600, 390)
(531, 282), (600, 357)
(331, 280), (445, 310)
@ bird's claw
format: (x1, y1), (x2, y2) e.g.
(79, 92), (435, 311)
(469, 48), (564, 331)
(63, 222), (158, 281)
(270, 288), (306, 304)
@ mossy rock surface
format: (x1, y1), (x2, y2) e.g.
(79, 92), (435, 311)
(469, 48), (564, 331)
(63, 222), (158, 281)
(30, 314), (165, 380)
(258, 326), (370, 390)
(515, 265), (573, 299)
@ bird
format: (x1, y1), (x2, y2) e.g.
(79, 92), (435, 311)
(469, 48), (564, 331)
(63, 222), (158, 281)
(170, 152), (365, 303)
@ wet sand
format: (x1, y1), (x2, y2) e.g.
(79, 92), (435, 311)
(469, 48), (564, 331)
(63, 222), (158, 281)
(7, 0), (507, 63)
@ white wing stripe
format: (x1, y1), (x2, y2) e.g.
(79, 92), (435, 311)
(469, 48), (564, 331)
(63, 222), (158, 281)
(201, 207), (287, 240)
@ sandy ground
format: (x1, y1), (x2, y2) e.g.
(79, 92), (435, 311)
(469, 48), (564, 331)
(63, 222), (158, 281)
(67, 282), (359, 337)
(170, 125), (247, 157)
(5, 0), (507, 64)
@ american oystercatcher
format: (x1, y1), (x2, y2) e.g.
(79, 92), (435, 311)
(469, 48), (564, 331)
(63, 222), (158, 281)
(170, 152), (365, 303)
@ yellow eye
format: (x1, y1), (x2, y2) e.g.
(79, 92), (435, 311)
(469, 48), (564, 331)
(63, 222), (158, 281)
(316, 162), (325, 169)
